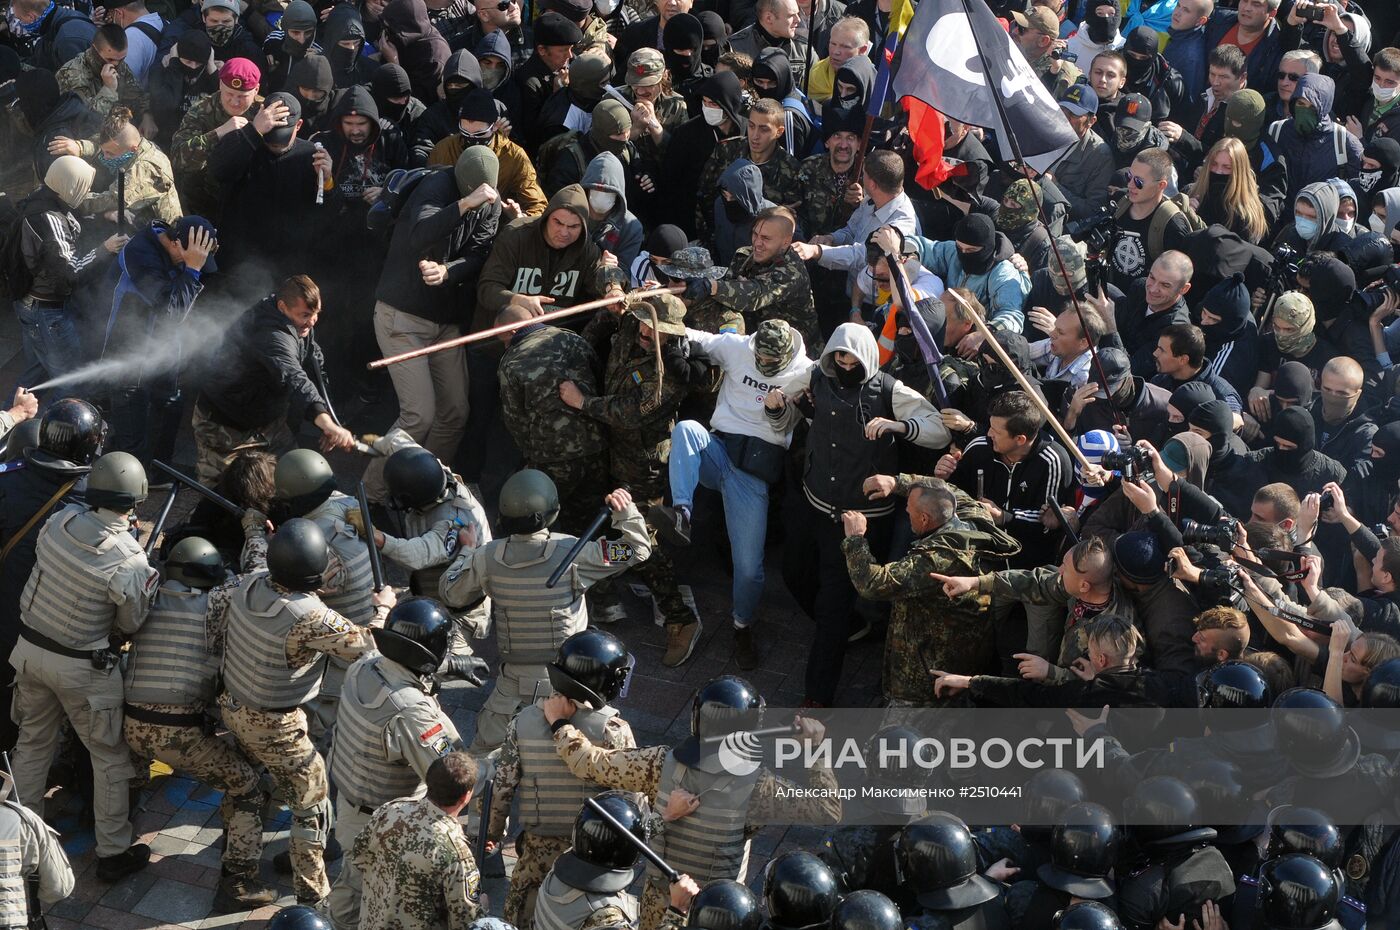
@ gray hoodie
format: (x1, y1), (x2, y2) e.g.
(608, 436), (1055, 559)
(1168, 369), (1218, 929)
(580, 151), (643, 271)
(713, 159), (774, 265)
(1295, 180), (1340, 249)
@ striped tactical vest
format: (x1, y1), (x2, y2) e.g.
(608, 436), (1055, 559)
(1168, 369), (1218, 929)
(221, 572), (327, 710)
(533, 869), (638, 930)
(514, 703), (622, 837)
(477, 535), (587, 665)
(124, 581), (221, 709)
(647, 752), (759, 889)
(21, 504), (144, 650)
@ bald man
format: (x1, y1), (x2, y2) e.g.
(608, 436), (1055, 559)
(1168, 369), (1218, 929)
(495, 306), (612, 537)
(50, 109), (182, 226)
(1112, 250), (1193, 380)
(1314, 356), (1376, 471)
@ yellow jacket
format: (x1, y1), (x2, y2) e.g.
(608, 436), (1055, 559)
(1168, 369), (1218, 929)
(427, 133), (548, 216)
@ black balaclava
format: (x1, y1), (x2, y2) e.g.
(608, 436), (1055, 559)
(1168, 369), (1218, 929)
(698, 11), (727, 68)
(663, 13), (705, 83)
(1084, 5), (1121, 44)
(830, 56), (875, 114)
(1124, 26), (1159, 85)
(1170, 381), (1217, 425)
(1269, 406), (1315, 472)
(955, 213), (998, 276)
(1188, 399), (1235, 464)
(1371, 422), (1400, 483)
(288, 53), (334, 125)
(1271, 361), (1315, 418)
(1304, 257), (1356, 325)
(978, 331), (1033, 393)
(753, 47), (793, 101)
(371, 63), (413, 121)
(1359, 139), (1400, 197)
(175, 31), (214, 80)
(1197, 273), (1252, 353)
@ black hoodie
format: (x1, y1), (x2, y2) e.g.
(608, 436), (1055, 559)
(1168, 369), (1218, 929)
(314, 85), (408, 206)
(661, 71), (747, 236)
(382, 0), (451, 104)
(411, 50), (482, 166)
(322, 5), (373, 87)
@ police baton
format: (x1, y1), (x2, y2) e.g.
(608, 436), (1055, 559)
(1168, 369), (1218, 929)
(355, 479), (386, 593)
(582, 796), (680, 884)
(700, 722), (800, 745)
(143, 485), (180, 556)
(2, 752), (49, 930)
(545, 506), (611, 589)
(151, 461), (244, 517)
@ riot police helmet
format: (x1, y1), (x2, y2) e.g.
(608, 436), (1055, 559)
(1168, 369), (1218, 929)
(827, 890), (902, 930)
(549, 629), (634, 709)
(1053, 902), (1122, 930)
(498, 469), (560, 534)
(163, 536), (226, 589)
(571, 791), (647, 872)
(895, 811), (999, 911)
(37, 397), (106, 465)
(762, 851), (840, 930)
(1038, 803), (1119, 900)
(1264, 807), (1344, 871)
(1257, 854), (1340, 930)
(87, 451), (148, 512)
(373, 597), (452, 676)
(273, 449), (338, 517)
(267, 518), (330, 592)
(384, 446), (449, 511)
(267, 905), (333, 930)
(1021, 770), (1087, 841)
(687, 880), (761, 930)
(1123, 776), (1216, 848)
(1272, 689), (1360, 779)
(1, 418), (41, 463)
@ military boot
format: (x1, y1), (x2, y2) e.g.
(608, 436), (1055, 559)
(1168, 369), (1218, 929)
(663, 619), (703, 667)
(211, 864), (278, 913)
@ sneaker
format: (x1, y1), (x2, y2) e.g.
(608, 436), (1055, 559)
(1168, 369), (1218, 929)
(663, 620), (702, 667)
(647, 504), (692, 546)
(273, 834), (342, 874)
(847, 618), (873, 644)
(734, 627), (758, 670)
(593, 602), (628, 625)
(96, 843), (151, 881)
(211, 870), (278, 913)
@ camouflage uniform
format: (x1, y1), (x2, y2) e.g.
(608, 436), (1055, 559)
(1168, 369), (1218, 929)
(171, 92), (264, 221)
(351, 796), (483, 930)
(841, 478), (1022, 705)
(619, 83), (690, 163)
(190, 404), (293, 487)
(797, 153), (859, 239)
(578, 305), (695, 629)
(696, 139), (802, 241)
(1028, 52), (1082, 101)
(73, 138), (183, 225)
(550, 723), (843, 930)
(579, 14), (611, 54)
(490, 709), (637, 925)
(215, 579), (374, 902)
(497, 324), (611, 536)
(706, 245), (817, 349)
(54, 49), (149, 118)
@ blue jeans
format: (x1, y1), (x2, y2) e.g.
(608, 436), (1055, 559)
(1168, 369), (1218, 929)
(14, 298), (82, 392)
(669, 420), (769, 627)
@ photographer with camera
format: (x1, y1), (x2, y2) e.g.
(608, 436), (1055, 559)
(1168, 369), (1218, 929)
(1310, 480), (1400, 640)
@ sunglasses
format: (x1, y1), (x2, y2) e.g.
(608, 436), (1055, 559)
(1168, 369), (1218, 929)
(494, 0), (515, 8)
(1127, 173), (1147, 189)
(1276, 71), (1304, 82)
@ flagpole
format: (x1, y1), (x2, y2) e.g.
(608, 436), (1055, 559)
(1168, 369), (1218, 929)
(954, 0), (1124, 429)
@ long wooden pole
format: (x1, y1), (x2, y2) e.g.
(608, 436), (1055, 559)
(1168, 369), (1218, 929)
(942, 288), (1091, 471)
(367, 285), (673, 370)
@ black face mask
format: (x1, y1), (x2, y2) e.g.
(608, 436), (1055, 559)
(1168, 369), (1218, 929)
(328, 42), (359, 74)
(960, 247), (995, 275)
(1085, 10), (1119, 43)
(1126, 53), (1153, 84)
(378, 99), (406, 121)
(282, 32), (311, 55)
(834, 365), (864, 388)
(296, 91), (329, 125)
(702, 43), (720, 68)
(179, 61), (204, 79)
(723, 198), (751, 223)
(444, 83), (471, 107)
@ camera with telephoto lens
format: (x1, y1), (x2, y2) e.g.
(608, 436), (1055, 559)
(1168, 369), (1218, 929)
(1181, 516), (1241, 550)
(1101, 446), (1150, 480)
(1295, 1), (1326, 21)
(1381, 265), (1400, 299)
(1070, 205), (1115, 254)
(1273, 243), (1300, 273)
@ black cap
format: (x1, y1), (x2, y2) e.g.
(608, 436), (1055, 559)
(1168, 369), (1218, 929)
(535, 10), (584, 45)
(1124, 25), (1158, 55)
(1116, 93), (1152, 133)
(1094, 346), (1131, 393)
(262, 91), (303, 145)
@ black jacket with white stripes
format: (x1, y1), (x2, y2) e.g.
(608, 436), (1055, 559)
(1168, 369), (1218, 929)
(948, 433), (1073, 569)
(17, 189), (95, 304)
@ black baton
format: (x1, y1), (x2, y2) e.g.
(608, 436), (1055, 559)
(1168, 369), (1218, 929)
(356, 479), (386, 593)
(701, 723), (800, 745)
(152, 460), (244, 517)
(546, 506), (611, 589)
(143, 485), (180, 556)
(583, 796), (680, 883)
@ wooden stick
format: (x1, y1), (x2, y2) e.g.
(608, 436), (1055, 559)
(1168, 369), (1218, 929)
(367, 285), (673, 369)
(942, 288), (1091, 471)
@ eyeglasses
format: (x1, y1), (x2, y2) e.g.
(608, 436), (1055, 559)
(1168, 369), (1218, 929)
(1276, 71), (1304, 82)
(1127, 173), (1147, 189)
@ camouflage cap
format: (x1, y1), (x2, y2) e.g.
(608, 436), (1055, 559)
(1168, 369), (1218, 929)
(631, 292), (688, 335)
(626, 48), (665, 87)
(753, 319), (796, 362)
(659, 245), (726, 280)
(1050, 236), (1087, 292)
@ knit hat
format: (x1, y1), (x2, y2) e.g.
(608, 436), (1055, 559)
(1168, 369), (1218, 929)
(282, 0), (317, 30)
(534, 11), (583, 46)
(261, 91), (301, 145)
(645, 224), (689, 263)
(1076, 429), (1119, 500)
(1271, 292), (1317, 356)
(203, 0), (240, 14)
(1159, 437), (1191, 474)
(1200, 273), (1250, 329)
(455, 144), (499, 195)
(625, 48), (665, 87)
(1114, 531), (1165, 585)
(548, 0), (591, 24)
(1224, 89), (1266, 148)
(44, 155), (95, 209)
(288, 53), (332, 94)
(569, 52), (612, 101)
(176, 30), (213, 65)
(1169, 381), (1216, 421)
(1271, 406), (1316, 456)
(954, 213), (996, 250)
(1188, 399), (1234, 439)
(372, 62), (412, 98)
(1272, 361), (1314, 406)
(219, 57), (261, 90)
(457, 88), (497, 123)
(589, 98), (632, 144)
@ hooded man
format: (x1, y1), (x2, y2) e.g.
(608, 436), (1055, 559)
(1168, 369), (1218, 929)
(322, 4), (373, 88)
(664, 71), (746, 237)
(1122, 25), (1187, 122)
(286, 53), (335, 135)
(1276, 180), (1352, 259)
(412, 49), (484, 165)
(1221, 88), (1289, 226)
(1067, 1), (1126, 73)
(10, 0), (96, 72)
(171, 57), (264, 221)
(711, 160), (775, 266)
(767, 322), (949, 705)
(661, 12), (709, 107)
(1187, 398), (1252, 514)
(260, 0), (321, 93)
(752, 47), (815, 157)
(543, 97), (651, 203)
(175, 0), (265, 72)
(360, 147), (503, 504)
(426, 89), (547, 217)
(915, 213), (1031, 339)
(381, 0), (452, 104)
(1244, 405), (1345, 496)
(1357, 139), (1400, 216)
(580, 151), (644, 271)
(1196, 272), (1258, 398)
(371, 63), (426, 145)
(1267, 73), (1361, 201)
(534, 49), (612, 152)
(476, 30), (522, 127)
(147, 30), (218, 150)
(54, 24), (150, 123)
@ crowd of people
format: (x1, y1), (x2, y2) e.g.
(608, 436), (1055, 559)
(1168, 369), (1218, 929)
(6, 0), (1400, 925)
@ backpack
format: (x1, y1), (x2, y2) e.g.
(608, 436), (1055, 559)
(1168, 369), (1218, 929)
(129, 18), (164, 46)
(365, 165), (445, 235)
(1114, 192), (1205, 260)
(1267, 118), (1350, 169)
(535, 130), (582, 187)
(0, 195), (35, 302)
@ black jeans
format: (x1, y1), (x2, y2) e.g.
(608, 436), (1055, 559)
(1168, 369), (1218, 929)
(107, 376), (183, 468)
(783, 494), (893, 705)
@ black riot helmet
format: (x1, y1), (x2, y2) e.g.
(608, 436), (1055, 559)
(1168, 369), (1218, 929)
(1038, 803), (1119, 900)
(1, 418), (41, 463)
(273, 449), (338, 517)
(1257, 854), (1340, 930)
(1198, 660), (1273, 718)
(828, 890), (902, 930)
(1021, 770), (1087, 840)
(87, 451), (148, 512)
(1362, 657), (1400, 707)
(1272, 688), (1360, 779)
(1123, 776), (1216, 848)
(571, 791), (647, 871)
(267, 518), (330, 591)
(762, 851), (840, 930)
(498, 468), (560, 535)
(1053, 902), (1122, 930)
(895, 812), (999, 911)
(163, 536), (227, 589)
(267, 905), (333, 930)
(690, 675), (764, 740)
(548, 629), (633, 709)
(1264, 807), (1344, 870)
(373, 597), (452, 675)
(37, 397), (106, 465)
(384, 446), (449, 511)
(1178, 757), (1259, 845)
(686, 880), (761, 930)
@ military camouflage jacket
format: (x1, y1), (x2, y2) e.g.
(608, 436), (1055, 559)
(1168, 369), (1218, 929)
(498, 324), (608, 466)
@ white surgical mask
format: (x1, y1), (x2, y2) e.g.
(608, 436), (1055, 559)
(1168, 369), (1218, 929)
(1374, 81), (1400, 103)
(1372, 213), (1389, 234)
(702, 104), (726, 126)
(1336, 215), (1355, 234)
(589, 189), (617, 213)
(595, 0), (619, 14)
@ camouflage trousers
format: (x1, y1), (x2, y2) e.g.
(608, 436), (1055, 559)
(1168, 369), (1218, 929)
(326, 798), (373, 930)
(640, 879), (669, 930)
(219, 694), (333, 901)
(591, 474), (692, 627)
(191, 403), (296, 487)
(502, 830), (572, 927)
(534, 453), (611, 538)
(123, 713), (263, 870)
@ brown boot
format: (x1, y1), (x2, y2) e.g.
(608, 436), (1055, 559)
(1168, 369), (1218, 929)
(211, 866), (278, 913)
(663, 619), (702, 667)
